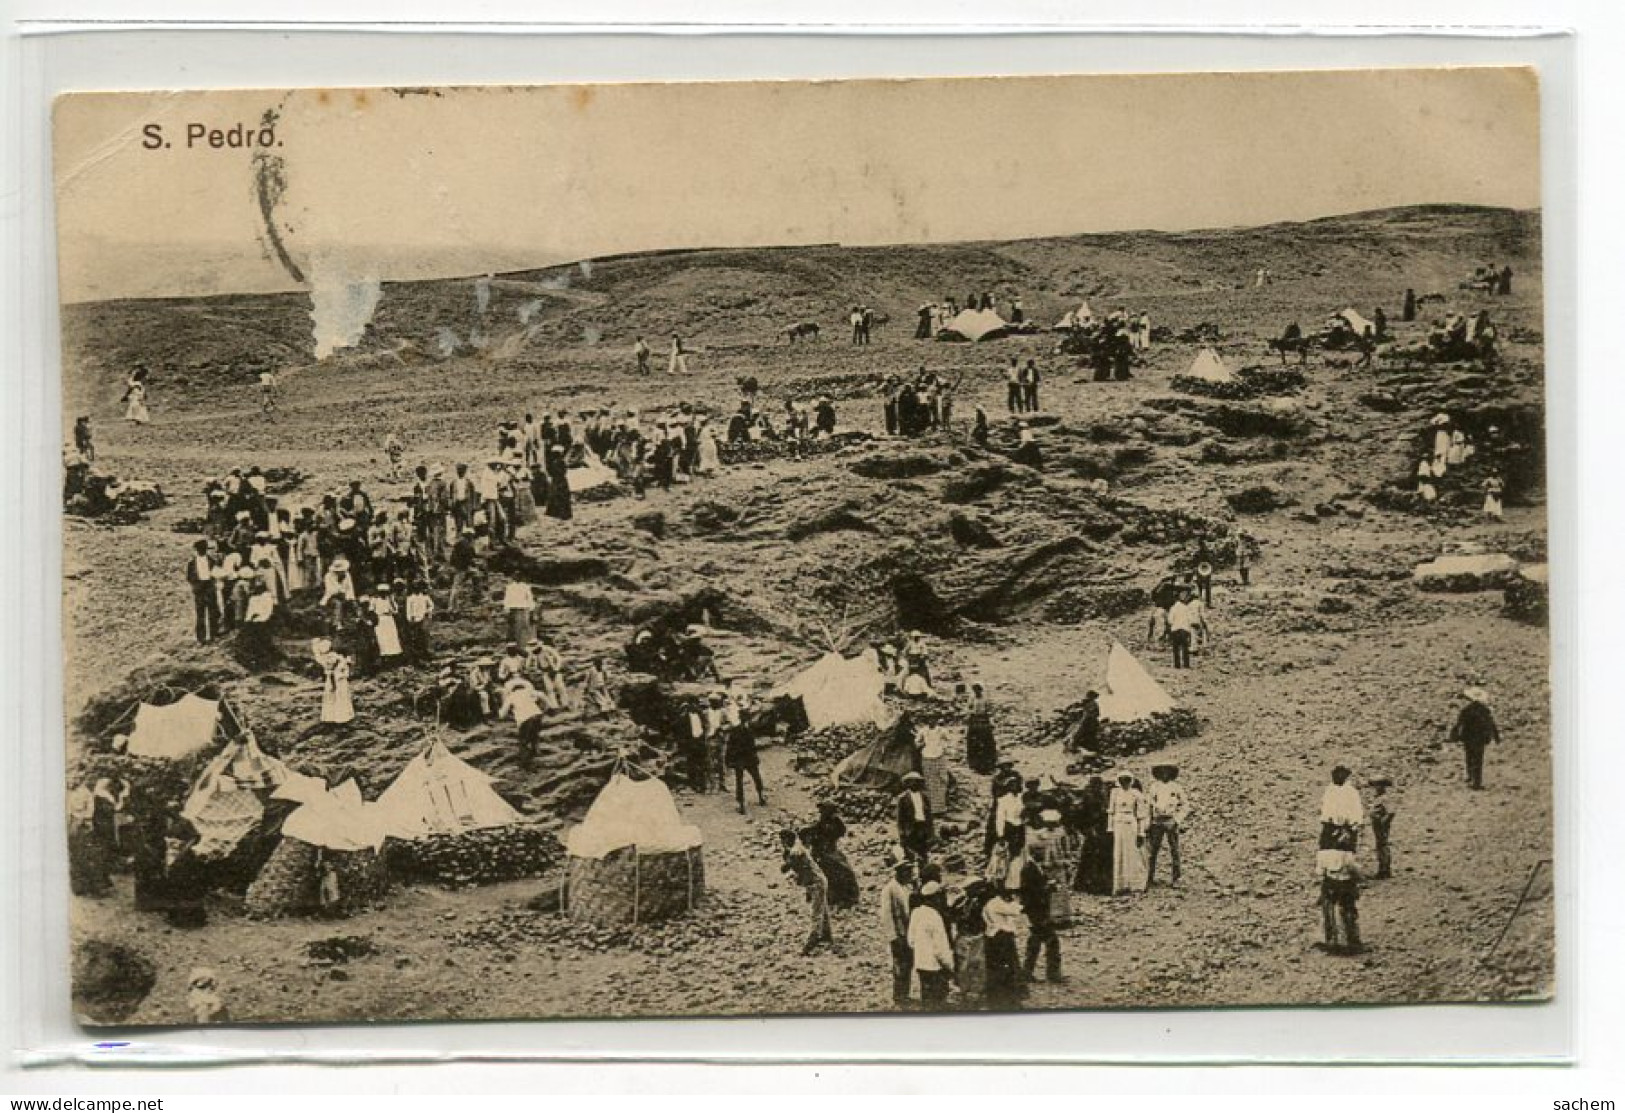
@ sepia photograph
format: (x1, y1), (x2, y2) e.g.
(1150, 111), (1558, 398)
(52, 69), (1551, 1027)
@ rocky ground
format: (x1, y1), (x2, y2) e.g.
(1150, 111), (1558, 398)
(63, 204), (1553, 1024)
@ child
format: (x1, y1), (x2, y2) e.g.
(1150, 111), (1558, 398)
(1367, 775), (1396, 880)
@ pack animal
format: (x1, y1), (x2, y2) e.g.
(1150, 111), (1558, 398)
(784, 322), (821, 344)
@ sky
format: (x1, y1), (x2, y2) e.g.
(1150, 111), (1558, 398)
(52, 68), (1542, 302)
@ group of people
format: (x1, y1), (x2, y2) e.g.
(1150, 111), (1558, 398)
(912, 291), (1026, 339)
(632, 334), (694, 376)
(880, 369), (957, 438)
(672, 686), (768, 813)
(848, 306), (881, 345)
(1413, 411), (1508, 520)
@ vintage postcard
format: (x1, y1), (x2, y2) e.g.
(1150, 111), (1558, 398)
(54, 70), (1551, 1026)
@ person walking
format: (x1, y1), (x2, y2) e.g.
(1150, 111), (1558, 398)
(879, 861), (915, 1007)
(724, 720), (767, 814)
(1450, 687), (1501, 789)
(806, 804), (860, 909)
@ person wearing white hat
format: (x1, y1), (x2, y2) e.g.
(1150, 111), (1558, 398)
(321, 556), (356, 631)
(1450, 687), (1501, 789)
(908, 880), (956, 1008)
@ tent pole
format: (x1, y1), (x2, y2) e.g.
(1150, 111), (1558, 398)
(632, 852), (641, 926)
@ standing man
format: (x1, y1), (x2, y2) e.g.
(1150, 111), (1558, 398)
(1315, 827), (1364, 955)
(908, 880), (955, 1008)
(1145, 764), (1187, 888)
(1166, 588), (1196, 669)
(1017, 852), (1063, 985)
(1450, 687), (1501, 790)
(1022, 359), (1042, 413)
(1367, 775), (1396, 879)
(634, 336), (651, 376)
(879, 861), (915, 1007)
(449, 462), (477, 537)
(1005, 357), (1022, 414)
(896, 771), (934, 862)
(186, 540), (222, 644)
(1318, 765), (1364, 849)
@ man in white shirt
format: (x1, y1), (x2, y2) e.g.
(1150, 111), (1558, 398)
(1145, 764), (1188, 888)
(1166, 588), (1196, 669)
(499, 676), (545, 765)
(907, 881), (955, 1008)
(878, 862), (915, 1006)
(1318, 764), (1364, 849)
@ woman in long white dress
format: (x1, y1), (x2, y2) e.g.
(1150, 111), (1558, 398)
(124, 380), (150, 424)
(1430, 416), (1451, 474)
(1447, 429), (1468, 467)
(696, 423), (721, 476)
(370, 589), (403, 661)
(1108, 773), (1149, 894)
(320, 652), (354, 724)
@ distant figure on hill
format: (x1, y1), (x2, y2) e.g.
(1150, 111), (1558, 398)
(667, 334), (689, 375)
(634, 336), (650, 375)
(1402, 287), (1417, 322)
(1499, 264), (1514, 296)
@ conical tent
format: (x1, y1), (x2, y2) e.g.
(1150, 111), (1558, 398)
(1097, 641), (1176, 722)
(1186, 347), (1235, 383)
(565, 772), (702, 861)
(125, 693), (223, 760)
(375, 739), (523, 840)
(1054, 301), (1094, 330)
(938, 308), (1011, 342)
(774, 650), (893, 731)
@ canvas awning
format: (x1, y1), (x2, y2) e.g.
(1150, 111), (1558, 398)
(772, 650), (894, 731)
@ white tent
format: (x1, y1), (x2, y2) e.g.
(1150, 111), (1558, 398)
(1337, 308), (1375, 336)
(125, 694), (222, 761)
(1185, 347), (1235, 383)
(375, 739), (523, 840)
(938, 308), (1011, 342)
(774, 650), (894, 731)
(564, 773), (702, 861)
(1054, 301), (1094, 330)
(281, 778), (389, 852)
(1097, 641), (1176, 722)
